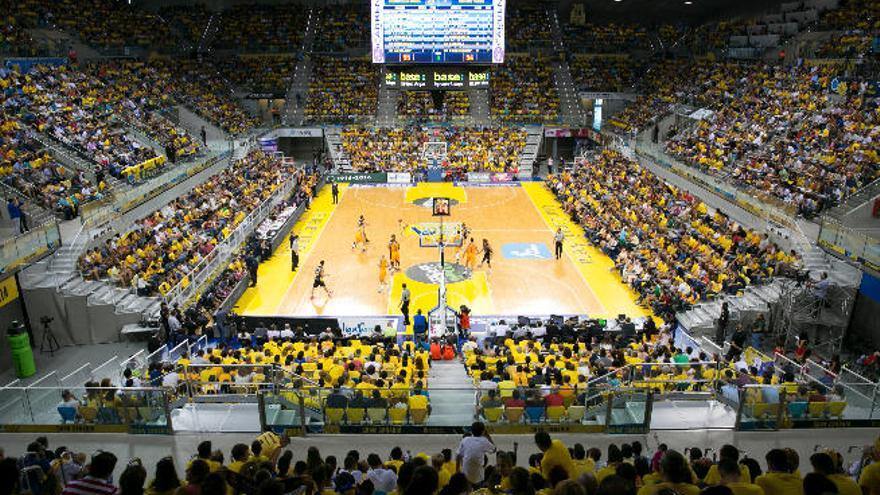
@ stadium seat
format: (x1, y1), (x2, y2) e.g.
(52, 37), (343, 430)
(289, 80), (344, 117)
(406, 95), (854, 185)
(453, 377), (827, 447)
(483, 407), (503, 423)
(410, 409), (428, 424)
(57, 406), (77, 423)
(79, 406), (98, 423)
(827, 401), (847, 419)
(505, 407), (524, 423)
(346, 408), (365, 424)
(325, 408), (345, 425)
(367, 407), (387, 424)
(546, 406), (565, 422)
(751, 403), (771, 419)
(567, 405), (585, 423)
(808, 402), (827, 418)
(388, 407), (408, 425)
(525, 406), (545, 423)
(787, 401), (808, 419)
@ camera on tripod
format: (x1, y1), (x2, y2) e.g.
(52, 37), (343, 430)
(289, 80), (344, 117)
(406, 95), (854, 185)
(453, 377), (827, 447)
(39, 315), (59, 355)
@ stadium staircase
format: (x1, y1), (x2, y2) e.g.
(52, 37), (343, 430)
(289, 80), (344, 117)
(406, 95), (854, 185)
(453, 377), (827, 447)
(426, 360), (476, 426)
(324, 128), (350, 171)
(376, 67), (399, 126)
(468, 88), (491, 126)
(628, 131), (863, 355)
(282, 56), (312, 126)
(282, 9), (316, 126)
(518, 127), (543, 178)
(547, 7), (586, 127)
(195, 11), (221, 54)
(17, 151), (238, 346)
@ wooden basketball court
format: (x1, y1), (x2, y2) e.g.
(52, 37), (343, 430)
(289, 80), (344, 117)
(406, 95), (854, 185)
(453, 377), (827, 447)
(233, 182), (651, 320)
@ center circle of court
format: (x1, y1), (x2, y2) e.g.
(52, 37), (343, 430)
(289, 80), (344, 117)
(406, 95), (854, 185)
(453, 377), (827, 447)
(404, 262), (472, 285)
(412, 197), (460, 208)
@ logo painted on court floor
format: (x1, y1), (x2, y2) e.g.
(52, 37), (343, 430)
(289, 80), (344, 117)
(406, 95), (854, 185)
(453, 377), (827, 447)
(502, 243), (552, 260)
(405, 262), (472, 285)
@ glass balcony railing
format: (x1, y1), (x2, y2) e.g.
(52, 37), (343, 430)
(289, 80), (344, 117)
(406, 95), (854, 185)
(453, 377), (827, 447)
(0, 357), (876, 434)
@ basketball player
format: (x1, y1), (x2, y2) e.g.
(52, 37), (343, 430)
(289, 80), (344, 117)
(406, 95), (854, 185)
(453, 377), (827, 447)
(352, 218), (367, 252)
(357, 215), (369, 243)
(378, 255), (388, 293)
(311, 260), (332, 299)
(464, 237), (478, 271)
(388, 234), (401, 271)
(398, 218), (408, 235)
(478, 238), (493, 271)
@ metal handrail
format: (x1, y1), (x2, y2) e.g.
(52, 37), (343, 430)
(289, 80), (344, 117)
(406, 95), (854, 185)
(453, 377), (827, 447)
(161, 170), (298, 310)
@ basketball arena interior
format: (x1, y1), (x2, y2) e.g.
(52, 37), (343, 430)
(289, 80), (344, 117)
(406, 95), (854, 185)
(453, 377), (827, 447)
(0, 0), (879, 494)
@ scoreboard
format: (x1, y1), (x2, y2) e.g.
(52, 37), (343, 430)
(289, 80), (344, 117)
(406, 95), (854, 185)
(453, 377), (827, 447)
(371, 0), (506, 64)
(384, 67), (490, 90)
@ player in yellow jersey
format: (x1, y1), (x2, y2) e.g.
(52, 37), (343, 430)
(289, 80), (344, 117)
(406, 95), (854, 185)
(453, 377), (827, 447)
(464, 237), (477, 271)
(389, 234), (401, 271)
(378, 255), (388, 293)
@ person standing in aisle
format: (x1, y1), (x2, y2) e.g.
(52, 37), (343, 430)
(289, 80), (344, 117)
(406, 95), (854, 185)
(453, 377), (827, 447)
(331, 182), (339, 204)
(554, 228), (564, 260)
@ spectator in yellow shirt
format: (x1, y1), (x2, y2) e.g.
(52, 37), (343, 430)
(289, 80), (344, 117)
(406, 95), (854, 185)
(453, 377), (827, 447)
(809, 452), (860, 495)
(535, 431), (575, 480)
(755, 449), (803, 495)
(717, 458), (764, 495)
(571, 443), (596, 478)
(859, 437), (880, 495)
(704, 445), (752, 485)
(227, 443), (250, 474)
(637, 450), (700, 495)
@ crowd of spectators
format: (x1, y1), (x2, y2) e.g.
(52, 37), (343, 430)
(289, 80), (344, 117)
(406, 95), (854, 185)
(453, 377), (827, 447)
(0, 129), (104, 219)
(157, 58), (259, 135)
(664, 62), (880, 217)
(819, 0), (880, 31)
(491, 56), (559, 123)
(562, 22), (649, 54)
(159, 4), (211, 45)
(506, 4), (552, 51)
(341, 126), (526, 173)
(4, 431), (879, 495)
(213, 4), (306, 53)
(222, 55), (297, 96)
(607, 59), (698, 134)
(397, 92), (470, 122)
(814, 32), (873, 58)
(304, 58), (379, 123)
(78, 150), (298, 296)
(184, 175), (319, 337)
(550, 150), (799, 317)
(568, 56), (642, 93)
(312, 4), (369, 52)
(3, 63), (160, 178)
(44, 0), (174, 52)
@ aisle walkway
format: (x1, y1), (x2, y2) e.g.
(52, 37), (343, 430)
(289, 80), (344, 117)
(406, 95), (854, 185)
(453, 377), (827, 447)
(427, 359), (475, 427)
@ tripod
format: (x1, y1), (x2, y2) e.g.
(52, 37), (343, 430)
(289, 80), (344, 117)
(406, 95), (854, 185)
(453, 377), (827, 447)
(40, 319), (60, 356)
